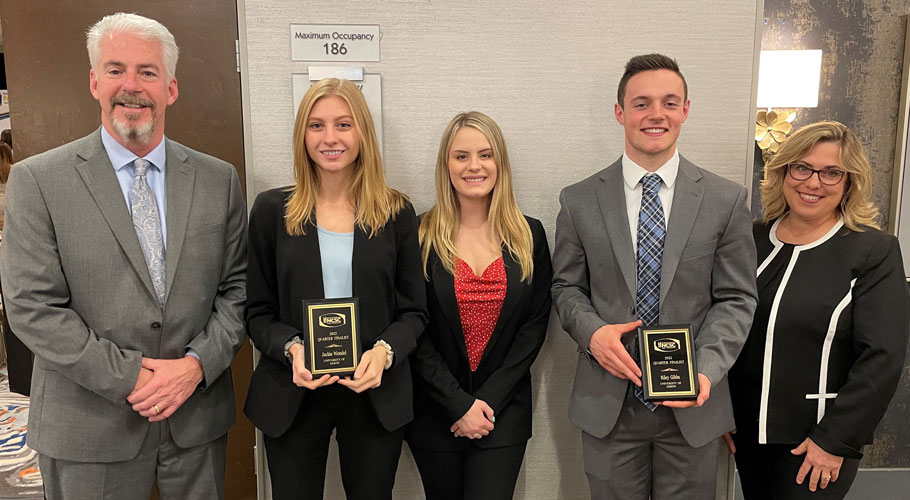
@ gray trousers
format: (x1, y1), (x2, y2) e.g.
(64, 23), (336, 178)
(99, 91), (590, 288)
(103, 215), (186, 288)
(39, 421), (227, 500)
(583, 389), (721, 500)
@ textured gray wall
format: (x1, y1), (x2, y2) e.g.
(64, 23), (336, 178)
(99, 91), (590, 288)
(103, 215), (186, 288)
(240, 1), (761, 497)
(757, 0), (910, 468)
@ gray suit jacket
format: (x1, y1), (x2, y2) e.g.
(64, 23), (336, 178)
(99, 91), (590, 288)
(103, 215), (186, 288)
(0, 129), (247, 462)
(551, 156), (757, 447)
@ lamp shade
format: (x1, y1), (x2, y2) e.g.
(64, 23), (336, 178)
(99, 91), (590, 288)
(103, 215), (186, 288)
(756, 50), (823, 108)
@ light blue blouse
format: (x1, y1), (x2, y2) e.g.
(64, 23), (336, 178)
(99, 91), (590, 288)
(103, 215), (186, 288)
(317, 225), (354, 299)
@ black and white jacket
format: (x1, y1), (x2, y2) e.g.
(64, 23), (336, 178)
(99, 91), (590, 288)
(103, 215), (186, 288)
(730, 218), (909, 459)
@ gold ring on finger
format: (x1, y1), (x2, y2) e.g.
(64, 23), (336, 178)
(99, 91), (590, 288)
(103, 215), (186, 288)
(154, 404), (161, 415)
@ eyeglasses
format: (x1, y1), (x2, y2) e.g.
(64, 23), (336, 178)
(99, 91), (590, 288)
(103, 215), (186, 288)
(786, 163), (847, 186)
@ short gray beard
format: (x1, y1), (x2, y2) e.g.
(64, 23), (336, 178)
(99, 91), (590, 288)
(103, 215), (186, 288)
(110, 112), (155, 146)
(108, 93), (157, 146)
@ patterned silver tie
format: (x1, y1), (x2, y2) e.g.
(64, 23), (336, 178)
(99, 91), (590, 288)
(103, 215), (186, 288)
(130, 158), (166, 307)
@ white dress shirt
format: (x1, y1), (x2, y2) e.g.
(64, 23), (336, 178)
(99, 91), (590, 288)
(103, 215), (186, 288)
(622, 150), (680, 254)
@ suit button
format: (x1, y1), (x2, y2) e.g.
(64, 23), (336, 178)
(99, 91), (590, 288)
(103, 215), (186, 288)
(630, 307), (636, 315)
(151, 322), (162, 330)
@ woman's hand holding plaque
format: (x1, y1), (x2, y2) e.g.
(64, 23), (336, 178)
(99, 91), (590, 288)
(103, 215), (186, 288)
(338, 345), (386, 393)
(289, 342), (340, 389)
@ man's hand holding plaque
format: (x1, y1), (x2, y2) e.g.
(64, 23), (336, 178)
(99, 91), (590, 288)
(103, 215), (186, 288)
(587, 320), (644, 385)
(659, 373), (710, 408)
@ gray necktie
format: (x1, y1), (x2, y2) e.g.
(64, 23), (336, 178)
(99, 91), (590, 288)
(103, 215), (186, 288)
(130, 158), (166, 307)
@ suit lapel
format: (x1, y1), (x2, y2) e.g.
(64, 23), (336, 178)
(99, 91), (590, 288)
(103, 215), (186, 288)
(74, 131), (158, 303)
(477, 248), (522, 367)
(432, 253), (469, 362)
(596, 161), (637, 300)
(163, 140), (194, 303)
(660, 156), (704, 302)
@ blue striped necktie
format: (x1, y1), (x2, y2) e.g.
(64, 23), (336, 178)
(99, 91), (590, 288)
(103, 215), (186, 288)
(633, 174), (665, 410)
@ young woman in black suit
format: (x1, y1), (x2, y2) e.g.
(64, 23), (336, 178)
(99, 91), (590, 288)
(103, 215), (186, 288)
(407, 112), (552, 499)
(243, 78), (427, 500)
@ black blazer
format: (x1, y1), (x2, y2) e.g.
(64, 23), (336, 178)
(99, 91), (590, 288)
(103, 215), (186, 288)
(406, 216), (552, 450)
(243, 188), (428, 437)
(730, 220), (909, 459)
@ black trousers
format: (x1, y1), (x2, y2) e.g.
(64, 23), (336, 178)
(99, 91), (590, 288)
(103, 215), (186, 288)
(411, 442), (527, 500)
(263, 385), (403, 500)
(732, 430), (860, 500)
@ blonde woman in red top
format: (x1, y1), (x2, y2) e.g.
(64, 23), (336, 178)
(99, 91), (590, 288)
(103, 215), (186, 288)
(407, 112), (552, 499)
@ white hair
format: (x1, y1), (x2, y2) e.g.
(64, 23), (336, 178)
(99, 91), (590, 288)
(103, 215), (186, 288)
(86, 13), (179, 80)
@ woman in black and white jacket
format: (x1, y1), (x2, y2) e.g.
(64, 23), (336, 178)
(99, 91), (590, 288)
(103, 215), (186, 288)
(728, 121), (909, 499)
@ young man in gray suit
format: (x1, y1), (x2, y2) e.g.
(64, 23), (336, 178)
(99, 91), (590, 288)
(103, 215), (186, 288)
(551, 54), (757, 499)
(0, 13), (246, 499)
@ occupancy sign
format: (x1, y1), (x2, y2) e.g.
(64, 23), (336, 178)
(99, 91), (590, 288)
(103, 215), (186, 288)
(291, 24), (380, 62)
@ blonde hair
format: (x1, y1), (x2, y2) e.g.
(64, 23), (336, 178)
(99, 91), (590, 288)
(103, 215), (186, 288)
(419, 112), (534, 282)
(0, 143), (12, 184)
(761, 120), (879, 231)
(285, 78), (405, 236)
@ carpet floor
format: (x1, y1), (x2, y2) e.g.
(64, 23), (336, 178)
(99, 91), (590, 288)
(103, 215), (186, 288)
(0, 369), (42, 499)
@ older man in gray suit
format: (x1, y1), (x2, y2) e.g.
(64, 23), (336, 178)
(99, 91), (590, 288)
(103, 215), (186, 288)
(552, 54), (757, 499)
(0, 13), (245, 499)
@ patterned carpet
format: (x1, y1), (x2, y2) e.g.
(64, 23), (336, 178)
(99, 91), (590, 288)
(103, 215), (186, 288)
(0, 369), (42, 499)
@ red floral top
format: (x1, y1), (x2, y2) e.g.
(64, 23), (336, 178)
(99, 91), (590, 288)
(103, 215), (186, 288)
(454, 256), (507, 371)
